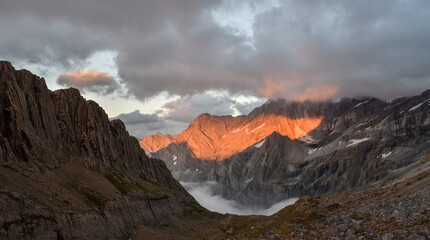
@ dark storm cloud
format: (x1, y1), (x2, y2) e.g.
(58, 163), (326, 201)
(57, 70), (119, 94)
(0, 17), (111, 68)
(1, 0), (430, 101)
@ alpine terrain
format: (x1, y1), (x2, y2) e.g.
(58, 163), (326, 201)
(141, 89), (430, 208)
(1, 61), (429, 239)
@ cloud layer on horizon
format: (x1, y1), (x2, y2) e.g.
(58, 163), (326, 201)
(1, 0), (430, 103)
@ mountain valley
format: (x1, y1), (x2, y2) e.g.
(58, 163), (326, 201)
(142, 90), (430, 209)
(1, 61), (429, 239)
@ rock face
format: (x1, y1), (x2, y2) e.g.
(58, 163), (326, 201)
(203, 156), (430, 239)
(141, 112), (323, 161)
(144, 88), (430, 208)
(0, 61), (197, 239)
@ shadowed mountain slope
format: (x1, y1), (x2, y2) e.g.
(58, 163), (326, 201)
(0, 61), (209, 239)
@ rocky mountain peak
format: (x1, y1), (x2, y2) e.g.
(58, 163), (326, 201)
(0, 61), (197, 239)
(141, 100), (326, 161)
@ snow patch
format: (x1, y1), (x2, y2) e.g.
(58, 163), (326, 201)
(173, 161), (177, 165)
(409, 102), (424, 112)
(409, 99), (430, 112)
(353, 100), (369, 108)
(346, 137), (371, 147)
(299, 135), (314, 143)
(173, 154), (177, 161)
(382, 151), (392, 159)
(248, 123), (266, 134)
(232, 123), (250, 133)
(244, 178), (253, 185)
(308, 148), (318, 154)
(355, 121), (369, 128)
(254, 139), (266, 148)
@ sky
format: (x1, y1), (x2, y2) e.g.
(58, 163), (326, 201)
(1, 0), (430, 139)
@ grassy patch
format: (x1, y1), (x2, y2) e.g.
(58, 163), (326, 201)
(277, 204), (295, 222)
(78, 187), (108, 209)
(104, 172), (147, 195)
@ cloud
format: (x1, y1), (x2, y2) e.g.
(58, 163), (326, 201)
(162, 91), (267, 122)
(181, 181), (298, 216)
(57, 69), (119, 94)
(162, 92), (237, 123)
(113, 110), (161, 125)
(0, 17), (111, 68)
(110, 110), (189, 139)
(1, 0), (430, 103)
(296, 85), (340, 102)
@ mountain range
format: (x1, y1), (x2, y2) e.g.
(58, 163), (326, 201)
(141, 89), (430, 208)
(1, 61), (429, 239)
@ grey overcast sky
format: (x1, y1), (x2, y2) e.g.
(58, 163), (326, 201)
(1, 0), (430, 138)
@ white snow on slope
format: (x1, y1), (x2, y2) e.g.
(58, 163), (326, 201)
(409, 102), (424, 112)
(299, 135), (314, 143)
(409, 99), (430, 112)
(254, 139), (266, 148)
(232, 123), (250, 133)
(346, 137), (370, 147)
(249, 123), (266, 134)
(308, 148), (317, 154)
(173, 154), (177, 161)
(382, 151), (392, 159)
(353, 100), (369, 108)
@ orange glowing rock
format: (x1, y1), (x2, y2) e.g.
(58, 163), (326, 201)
(140, 113), (322, 161)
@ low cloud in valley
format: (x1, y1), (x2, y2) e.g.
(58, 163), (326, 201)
(181, 181), (298, 216)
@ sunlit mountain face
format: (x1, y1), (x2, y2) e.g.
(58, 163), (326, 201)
(141, 112), (323, 161)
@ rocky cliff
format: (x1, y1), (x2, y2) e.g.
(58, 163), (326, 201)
(145, 89), (430, 208)
(0, 61), (199, 239)
(141, 111), (323, 161)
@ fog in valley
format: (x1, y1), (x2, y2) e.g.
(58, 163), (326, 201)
(181, 181), (298, 216)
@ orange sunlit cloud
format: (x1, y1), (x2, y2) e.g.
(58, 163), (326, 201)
(258, 76), (339, 102)
(295, 85), (340, 102)
(57, 69), (119, 94)
(258, 78), (290, 98)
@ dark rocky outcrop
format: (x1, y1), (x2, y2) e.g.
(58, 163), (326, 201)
(0, 61), (197, 239)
